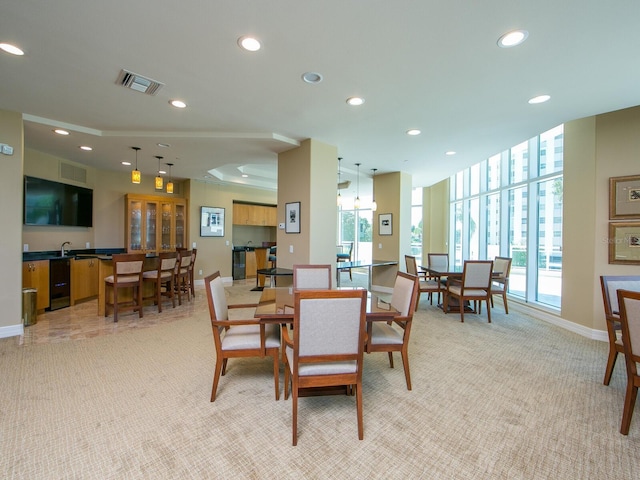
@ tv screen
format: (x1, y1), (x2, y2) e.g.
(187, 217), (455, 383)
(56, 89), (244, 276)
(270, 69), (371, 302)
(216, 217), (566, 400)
(24, 176), (93, 227)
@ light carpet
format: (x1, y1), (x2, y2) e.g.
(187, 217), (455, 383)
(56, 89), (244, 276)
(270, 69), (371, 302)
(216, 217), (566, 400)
(1, 280), (639, 479)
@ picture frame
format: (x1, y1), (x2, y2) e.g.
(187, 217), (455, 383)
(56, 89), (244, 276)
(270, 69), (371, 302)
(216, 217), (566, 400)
(379, 213), (392, 236)
(200, 206), (225, 237)
(285, 202), (301, 234)
(609, 222), (640, 265)
(609, 175), (640, 220)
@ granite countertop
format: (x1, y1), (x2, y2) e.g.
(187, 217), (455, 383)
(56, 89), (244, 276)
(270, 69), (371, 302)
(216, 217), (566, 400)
(22, 248), (127, 262)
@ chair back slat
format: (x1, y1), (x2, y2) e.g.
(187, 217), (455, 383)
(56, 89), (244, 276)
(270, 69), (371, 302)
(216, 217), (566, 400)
(404, 255), (418, 276)
(601, 276), (640, 317)
(428, 253), (449, 272)
(391, 271), (418, 317)
(619, 291), (640, 361)
(463, 261), (493, 289)
(293, 264), (331, 289)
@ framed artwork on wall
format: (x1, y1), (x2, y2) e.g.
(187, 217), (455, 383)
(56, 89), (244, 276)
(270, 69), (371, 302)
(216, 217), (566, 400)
(610, 174), (640, 219)
(285, 202), (301, 234)
(609, 222), (640, 264)
(379, 213), (392, 236)
(200, 206), (225, 237)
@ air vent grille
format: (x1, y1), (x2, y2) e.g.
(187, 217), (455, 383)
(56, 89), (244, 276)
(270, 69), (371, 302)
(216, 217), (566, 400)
(60, 162), (87, 183)
(116, 69), (164, 96)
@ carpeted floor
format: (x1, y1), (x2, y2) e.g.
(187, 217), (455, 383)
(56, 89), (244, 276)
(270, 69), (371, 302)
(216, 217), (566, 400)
(1, 278), (639, 479)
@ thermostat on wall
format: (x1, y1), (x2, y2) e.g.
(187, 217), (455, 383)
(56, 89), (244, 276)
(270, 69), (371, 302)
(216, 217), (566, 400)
(278, 223), (285, 229)
(0, 144), (14, 155)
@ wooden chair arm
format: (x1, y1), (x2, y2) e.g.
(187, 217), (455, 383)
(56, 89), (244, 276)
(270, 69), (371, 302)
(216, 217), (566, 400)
(228, 303), (259, 309)
(211, 318), (262, 327)
(281, 324), (293, 348)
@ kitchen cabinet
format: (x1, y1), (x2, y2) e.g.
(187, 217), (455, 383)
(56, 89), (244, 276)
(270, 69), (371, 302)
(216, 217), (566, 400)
(233, 203), (277, 226)
(70, 257), (99, 305)
(125, 194), (188, 253)
(22, 260), (50, 311)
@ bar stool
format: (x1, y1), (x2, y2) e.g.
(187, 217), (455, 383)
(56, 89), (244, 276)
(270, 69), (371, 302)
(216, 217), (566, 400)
(175, 250), (193, 305)
(143, 252), (178, 312)
(104, 253), (146, 322)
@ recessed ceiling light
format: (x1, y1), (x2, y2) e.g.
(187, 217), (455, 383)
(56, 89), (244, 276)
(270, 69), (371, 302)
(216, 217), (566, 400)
(53, 129), (70, 135)
(159, 169), (167, 175)
(0, 43), (24, 56)
(445, 151), (456, 156)
(79, 146), (92, 151)
(528, 94), (551, 104)
(238, 36), (261, 52)
(497, 30), (529, 48)
(302, 72), (323, 84)
(346, 97), (365, 106)
(157, 143), (171, 148)
(122, 161), (132, 166)
(406, 129), (421, 136)
(242, 174), (249, 178)
(169, 99), (187, 108)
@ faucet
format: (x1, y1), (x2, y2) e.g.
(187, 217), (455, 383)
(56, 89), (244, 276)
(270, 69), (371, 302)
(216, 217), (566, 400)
(61, 241), (71, 257)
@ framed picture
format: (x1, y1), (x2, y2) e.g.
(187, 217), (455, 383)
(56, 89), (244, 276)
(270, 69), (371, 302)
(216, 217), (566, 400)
(609, 222), (640, 264)
(379, 213), (392, 236)
(200, 206), (225, 237)
(610, 175), (640, 220)
(285, 202), (301, 234)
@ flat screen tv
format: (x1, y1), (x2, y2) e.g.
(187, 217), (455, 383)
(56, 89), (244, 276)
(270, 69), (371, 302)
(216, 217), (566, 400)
(23, 176), (93, 227)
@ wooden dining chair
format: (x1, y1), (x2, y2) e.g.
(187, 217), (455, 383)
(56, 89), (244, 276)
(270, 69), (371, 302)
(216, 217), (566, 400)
(104, 253), (146, 322)
(444, 260), (494, 322)
(293, 264), (332, 289)
(204, 271), (281, 402)
(282, 289), (367, 445)
(142, 251), (177, 313)
(336, 242), (354, 281)
(490, 256), (512, 314)
(366, 271), (419, 390)
(600, 275), (640, 385)
(405, 254), (441, 308)
(175, 250), (192, 304)
(615, 289), (640, 435)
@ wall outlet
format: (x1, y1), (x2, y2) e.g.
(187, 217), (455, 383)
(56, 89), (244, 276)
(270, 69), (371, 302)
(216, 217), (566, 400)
(199, 269), (202, 275)
(225, 240), (229, 246)
(289, 245), (294, 253)
(192, 242), (196, 248)
(23, 244), (29, 252)
(86, 242), (90, 248)
(378, 243), (382, 249)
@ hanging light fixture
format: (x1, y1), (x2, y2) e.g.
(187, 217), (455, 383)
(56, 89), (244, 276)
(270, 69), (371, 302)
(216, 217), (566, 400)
(371, 168), (378, 211)
(166, 163), (174, 194)
(337, 157), (343, 206)
(154, 156), (164, 190)
(354, 163), (361, 209)
(131, 147), (141, 184)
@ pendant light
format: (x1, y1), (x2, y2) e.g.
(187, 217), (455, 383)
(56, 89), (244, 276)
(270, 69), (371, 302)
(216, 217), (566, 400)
(166, 163), (174, 194)
(354, 163), (361, 209)
(154, 156), (164, 190)
(131, 147), (141, 184)
(337, 157), (343, 206)
(371, 168), (378, 211)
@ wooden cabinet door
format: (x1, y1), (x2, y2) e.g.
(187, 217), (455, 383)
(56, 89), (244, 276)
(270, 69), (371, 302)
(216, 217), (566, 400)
(233, 204), (251, 224)
(71, 258), (98, 305)
(265, 206), (277, 226)
(174, 200), (186, 249)
(126, 197), (144, 252)
(245, 250), (257, 278)
(22, 260), (50, 310)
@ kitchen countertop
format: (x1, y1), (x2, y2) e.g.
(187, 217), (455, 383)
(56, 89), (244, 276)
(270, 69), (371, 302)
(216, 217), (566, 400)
(22, 248), (127, 262)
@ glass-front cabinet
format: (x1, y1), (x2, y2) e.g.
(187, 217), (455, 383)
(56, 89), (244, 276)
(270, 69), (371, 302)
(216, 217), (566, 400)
(125, 194), (188, 253)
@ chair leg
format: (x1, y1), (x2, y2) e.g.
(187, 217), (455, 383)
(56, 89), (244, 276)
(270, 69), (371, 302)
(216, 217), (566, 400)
(356, 383), (364, 440)
(156, 281), (163, 313)
(211, 357), (223, 402)
(113, 285), (119, 323)
(272, 351), (280, 401)
(620, 380), (638, 435)
(486, 299), (491, 323)
(459, 297), (464, 322)
(292, 382), (299, 446)
(401, 348), (412, 390)
(502, 292), (509, 314)
(604, 349), (619, 386)
(221, 358), (228, 376)
(137, 285), (143, 318)
(387, 351), (394, 368)
(284, 364), (290, 400)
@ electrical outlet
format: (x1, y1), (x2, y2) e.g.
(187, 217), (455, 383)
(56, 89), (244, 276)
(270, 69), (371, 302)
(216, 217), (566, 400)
(289, 245), (294, 253)
(199, 269), (202, 275)
(378, 243), (382, 249)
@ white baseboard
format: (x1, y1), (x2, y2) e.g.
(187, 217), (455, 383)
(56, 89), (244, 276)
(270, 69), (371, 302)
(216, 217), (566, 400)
(0, 323), (24, 339)
(509, 301), (608, 342)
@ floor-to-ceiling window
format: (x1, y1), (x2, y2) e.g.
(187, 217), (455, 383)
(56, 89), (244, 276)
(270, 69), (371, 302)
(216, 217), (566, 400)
(411, 188), (423, 265)
(338, 207), (373, 262)
(449, 125), (563, 309)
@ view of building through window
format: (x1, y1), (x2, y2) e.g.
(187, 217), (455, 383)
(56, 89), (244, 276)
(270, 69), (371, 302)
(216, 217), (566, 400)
(449, 124), (564, 309)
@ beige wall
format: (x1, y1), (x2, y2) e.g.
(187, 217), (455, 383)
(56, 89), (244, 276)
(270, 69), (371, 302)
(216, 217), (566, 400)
(0, 110), (24, 332)
(372, 171), (413, 262)
(422, 178), (449, 256)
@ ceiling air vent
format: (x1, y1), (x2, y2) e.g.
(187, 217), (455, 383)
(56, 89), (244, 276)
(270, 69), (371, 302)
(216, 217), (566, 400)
(116, 69), (164, 96)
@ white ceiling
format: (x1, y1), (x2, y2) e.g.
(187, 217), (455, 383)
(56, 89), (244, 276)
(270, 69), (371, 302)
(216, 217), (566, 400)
(2, 1), (640, 198)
